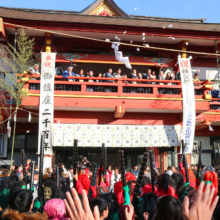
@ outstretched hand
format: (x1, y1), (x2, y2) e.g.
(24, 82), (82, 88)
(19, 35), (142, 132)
(125, 205), (134, 220)
(182, 181), (219, 220)
(64, 188), (100, 220)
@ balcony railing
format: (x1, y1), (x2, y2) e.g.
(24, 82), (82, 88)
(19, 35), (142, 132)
(21, 75), (213, 99)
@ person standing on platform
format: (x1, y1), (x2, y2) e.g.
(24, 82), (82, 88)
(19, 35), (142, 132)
(28, 64), (41, 75)
(158, 71), (165, 81)
(28, 64), (41, 89)
(147, 69), (154, 84)
(193, 72), (202, 95)
(62, 66), (75, 91)
(75, 69), (84, 82)
(193, 73), (200, 84)
(62, 67), (75, 81)
(104, 68), (114, 92)
(87, 70), (95, 92)
(113, 68), (122, 78)
(130, 69), (138, 93)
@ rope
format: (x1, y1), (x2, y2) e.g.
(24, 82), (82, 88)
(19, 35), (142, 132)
(0, 110), (16, 123)
(17, 108), (39, 116)
(1, 21), (220, 58)
(0, 107), (39, 124)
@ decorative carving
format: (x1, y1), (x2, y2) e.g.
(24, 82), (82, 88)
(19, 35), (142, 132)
(58, 53), (88, 60)
(145, 57), (174, 65)
(90, 2), (119, 17)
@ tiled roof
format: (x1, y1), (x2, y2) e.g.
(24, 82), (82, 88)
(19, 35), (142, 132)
(0, 6), (219, 33)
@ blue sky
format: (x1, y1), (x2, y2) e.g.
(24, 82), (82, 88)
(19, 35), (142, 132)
(0, 0), (220, 23)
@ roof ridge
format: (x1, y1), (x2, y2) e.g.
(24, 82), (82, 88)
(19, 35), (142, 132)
(131, 15), (206, 23)
(0, 6), (79, 14)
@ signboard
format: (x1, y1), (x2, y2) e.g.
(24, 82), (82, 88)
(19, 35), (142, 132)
(43, 157), (52, 170)
(38, 156), (52, 171)
(179, 58), (196, 153)
(38, 52), (56, 155)
(53, 124), (181, 147)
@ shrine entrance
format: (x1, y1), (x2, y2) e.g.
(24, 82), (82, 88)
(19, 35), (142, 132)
(54, 147), (147, 171)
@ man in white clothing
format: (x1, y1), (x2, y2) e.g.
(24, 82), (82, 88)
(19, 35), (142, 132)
(68, 166), (74, 188)
(110, 167), (121, 192)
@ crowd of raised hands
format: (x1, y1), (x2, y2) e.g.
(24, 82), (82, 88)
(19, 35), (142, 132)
(63, 182), (219, 220)
(0, 162), (220, 220)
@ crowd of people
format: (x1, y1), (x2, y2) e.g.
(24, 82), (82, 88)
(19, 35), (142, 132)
(0, 156), (219, 220)
(28, 65), (201, 94)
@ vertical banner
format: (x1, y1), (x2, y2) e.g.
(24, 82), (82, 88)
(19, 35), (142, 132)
(178, 58), (196, 153)
(153, 147), (160, 169)
(38, 52), (56, 155)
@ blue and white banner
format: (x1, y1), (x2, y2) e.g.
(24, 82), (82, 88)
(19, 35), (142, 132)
(179, 58), (196, 153)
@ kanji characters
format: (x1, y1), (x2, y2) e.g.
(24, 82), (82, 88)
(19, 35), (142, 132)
(45, 62), (52, 68)
(45, 55), (53, 61)
(42, 95), (51, 105)
(180, 59), (190, 68)
(44, 83), (52, 92)
(42, 118), (51, 128)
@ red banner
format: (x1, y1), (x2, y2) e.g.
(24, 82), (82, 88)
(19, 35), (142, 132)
(153, 147), (160, 169)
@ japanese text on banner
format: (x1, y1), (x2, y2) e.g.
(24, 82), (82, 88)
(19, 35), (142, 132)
(178, 58), (196, 153)
(38, 52), (56, 154)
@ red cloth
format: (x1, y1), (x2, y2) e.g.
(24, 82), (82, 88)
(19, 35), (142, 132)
(26, 164), (29, 171)
(85, 168), (90, 176)
(114, 181), (134, 205)
(179, 163), (196, 188)
(142, 184), (159, 197)
(159, 186), (177, 198)
(114, 181), (123, 205)
(203, 171), (218, 196)
(90, 186), (97, 199)
(75, 180), (83, 194)
(107, 170), (112, 186)
(104, 174), (109, 188)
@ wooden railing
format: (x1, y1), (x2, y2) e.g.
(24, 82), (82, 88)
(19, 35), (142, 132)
(20, 75), (213, 100)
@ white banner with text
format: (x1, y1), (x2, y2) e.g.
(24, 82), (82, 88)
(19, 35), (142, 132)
(38, 52), (56, 155)
(179, 58), (196, 153)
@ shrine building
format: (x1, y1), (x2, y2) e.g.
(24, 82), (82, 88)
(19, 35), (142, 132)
(0, 0), (220, 170)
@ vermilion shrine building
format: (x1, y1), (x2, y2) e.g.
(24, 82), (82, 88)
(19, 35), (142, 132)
(0, 0), (220, 170)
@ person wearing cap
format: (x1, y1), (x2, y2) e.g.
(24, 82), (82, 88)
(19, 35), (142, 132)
(28, 64), (41, 75)
(62, 66), (75, 81)
(193, 72), (200, 83)
(62, 67), (75, 91)
(193, 72), (201, 94)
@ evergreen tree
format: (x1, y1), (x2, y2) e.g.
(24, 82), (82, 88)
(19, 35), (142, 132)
(0, 29), (35, 170)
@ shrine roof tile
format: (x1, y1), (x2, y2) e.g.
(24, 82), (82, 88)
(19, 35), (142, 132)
(0, 7), (79, 15)
(0, 6), (219, 33)
(130, 15), (206, 23)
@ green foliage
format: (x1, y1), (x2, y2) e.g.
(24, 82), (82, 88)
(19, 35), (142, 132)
(0, 29), (35, 107)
